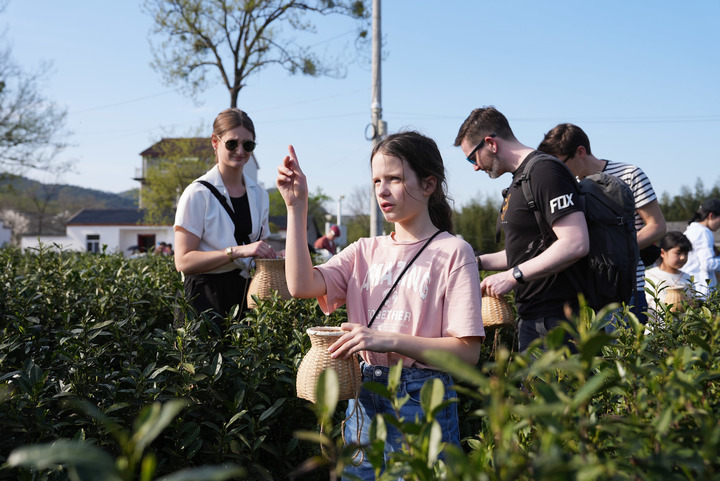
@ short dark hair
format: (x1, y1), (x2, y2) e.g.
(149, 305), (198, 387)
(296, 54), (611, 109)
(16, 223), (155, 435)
(454, 106), (516, 147)
(538, 123), (593, 158)
(658, 231), (693, 253)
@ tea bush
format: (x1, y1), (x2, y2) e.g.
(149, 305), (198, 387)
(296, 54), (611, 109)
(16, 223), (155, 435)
(2, 245), (719, 480)
(299, 300), (720, 480)
(0, 246), (345, 480)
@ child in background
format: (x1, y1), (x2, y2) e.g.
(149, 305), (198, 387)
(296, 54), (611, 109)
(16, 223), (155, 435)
(276, 131), (485, 480)
(683, 198), (720, 298)
(644, 231), (693, 321)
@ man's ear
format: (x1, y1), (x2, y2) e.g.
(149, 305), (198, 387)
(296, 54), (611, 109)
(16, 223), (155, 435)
(422, 176), (437, 196)
(576, 145), (587, 157)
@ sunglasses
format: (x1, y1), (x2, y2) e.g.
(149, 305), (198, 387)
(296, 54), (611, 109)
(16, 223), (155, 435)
(466, 133), (496, 165)
(219, 137), (257, 153)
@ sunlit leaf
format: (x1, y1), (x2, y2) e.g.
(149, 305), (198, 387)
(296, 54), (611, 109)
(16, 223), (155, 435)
(157, 464), (245, 481)
(7, 440), (120, 479)
(133, 400), (189, 455)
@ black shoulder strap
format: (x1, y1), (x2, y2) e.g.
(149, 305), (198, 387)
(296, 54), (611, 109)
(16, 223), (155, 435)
(196, 180), (250, 246)
(367, 230), (443, 329)
(494, 153), (556, 244)
(517, 154), (555, 244)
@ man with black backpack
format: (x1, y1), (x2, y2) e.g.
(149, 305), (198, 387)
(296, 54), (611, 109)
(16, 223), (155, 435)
(539, 124), (666, 325)
(455, 107), (590, 352)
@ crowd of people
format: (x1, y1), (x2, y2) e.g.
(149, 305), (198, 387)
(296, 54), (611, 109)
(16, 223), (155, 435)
(171, 106), (719, 480)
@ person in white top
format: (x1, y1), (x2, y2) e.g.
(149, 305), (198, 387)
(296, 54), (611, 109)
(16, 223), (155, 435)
(174, 108), (276, 322)
(644, 231), (693, 321)
(683, 198), (720, 299)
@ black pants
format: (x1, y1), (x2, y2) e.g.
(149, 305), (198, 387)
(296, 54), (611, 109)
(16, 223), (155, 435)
(518, 315), (577, 353)
(183, 269), (251, 320)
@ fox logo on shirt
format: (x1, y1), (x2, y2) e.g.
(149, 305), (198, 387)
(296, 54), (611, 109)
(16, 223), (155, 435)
(549, 193), (574, 214)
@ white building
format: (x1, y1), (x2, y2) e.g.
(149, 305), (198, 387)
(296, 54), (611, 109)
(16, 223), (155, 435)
(21, 209), (173, 256)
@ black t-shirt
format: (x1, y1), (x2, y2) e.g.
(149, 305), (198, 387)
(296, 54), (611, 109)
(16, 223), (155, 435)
(230, 194), (252, 245)
(500, 151), (584, 318)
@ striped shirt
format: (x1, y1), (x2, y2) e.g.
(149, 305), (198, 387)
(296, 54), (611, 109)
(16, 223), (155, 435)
(602, 160), (657, 289)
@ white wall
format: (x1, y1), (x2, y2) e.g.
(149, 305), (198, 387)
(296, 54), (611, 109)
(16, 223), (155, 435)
(21, 225), (175, 256)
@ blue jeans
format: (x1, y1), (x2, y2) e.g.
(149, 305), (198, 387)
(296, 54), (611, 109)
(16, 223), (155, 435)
(601, 305), (626, 334)
(629, 291), (648, 325)
(341, 362), (460, 481)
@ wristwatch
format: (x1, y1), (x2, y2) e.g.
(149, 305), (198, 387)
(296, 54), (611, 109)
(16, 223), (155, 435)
(225, 247), (234, 260)
(513, 265), (526, 284)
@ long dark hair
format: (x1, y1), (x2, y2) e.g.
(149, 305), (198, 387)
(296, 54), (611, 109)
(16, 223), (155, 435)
(371, 131), (454, 234)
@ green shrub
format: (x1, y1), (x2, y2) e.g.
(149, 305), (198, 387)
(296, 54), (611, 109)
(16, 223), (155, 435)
(298, 299), (720, 480)
(2, 245), (720, 480)
(0, 246), (344, 480)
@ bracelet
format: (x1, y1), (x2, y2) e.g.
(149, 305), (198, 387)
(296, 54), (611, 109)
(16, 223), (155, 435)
(476, 255), (483, 270)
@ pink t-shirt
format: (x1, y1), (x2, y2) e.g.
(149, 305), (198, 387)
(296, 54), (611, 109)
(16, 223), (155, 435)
(315, 231), (485, 368)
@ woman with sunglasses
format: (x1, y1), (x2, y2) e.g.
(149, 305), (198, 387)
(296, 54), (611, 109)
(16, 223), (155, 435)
(174, 108), (276, 323)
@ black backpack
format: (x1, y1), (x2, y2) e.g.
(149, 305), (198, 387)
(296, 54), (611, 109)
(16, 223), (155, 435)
(513, 154), (639, 311)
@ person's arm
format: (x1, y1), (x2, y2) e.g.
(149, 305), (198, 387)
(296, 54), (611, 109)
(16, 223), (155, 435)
(476, 250), (507, 271)
(636, 200), (666, 249)
(329, 324), (483, 366)
(276, 145), (328, 298)
(173, 226), (276, 275)
(481, 211), (589, 297)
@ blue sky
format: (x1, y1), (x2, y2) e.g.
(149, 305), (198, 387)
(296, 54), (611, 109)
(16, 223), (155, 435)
(3, 0), (719, 214)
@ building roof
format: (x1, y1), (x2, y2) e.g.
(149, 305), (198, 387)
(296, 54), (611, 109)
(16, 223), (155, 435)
(66, 209), (163, 226)
(139, 138), (212, 158)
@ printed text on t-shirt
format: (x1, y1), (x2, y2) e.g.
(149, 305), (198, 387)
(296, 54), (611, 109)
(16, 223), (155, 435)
(549, 193), (574, 213)
(361, 261), (432, 300)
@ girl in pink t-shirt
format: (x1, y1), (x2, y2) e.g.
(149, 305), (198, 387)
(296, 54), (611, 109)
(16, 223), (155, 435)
(277, 131), (485, 479)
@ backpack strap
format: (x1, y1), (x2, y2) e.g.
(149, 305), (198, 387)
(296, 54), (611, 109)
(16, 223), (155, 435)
(517, 153), (557, 246)
(495, 188), (508, 243)
(494, 153), (557, 245)
(196, 180), (252, 246)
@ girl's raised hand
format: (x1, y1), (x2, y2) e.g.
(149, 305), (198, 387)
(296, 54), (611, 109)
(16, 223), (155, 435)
(276, 145), (308, 208)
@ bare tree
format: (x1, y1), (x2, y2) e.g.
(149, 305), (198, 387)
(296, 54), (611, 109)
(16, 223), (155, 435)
(0, 41), (69, 173)
(143, 0), (370, 107)
(0, 207), (28, 245)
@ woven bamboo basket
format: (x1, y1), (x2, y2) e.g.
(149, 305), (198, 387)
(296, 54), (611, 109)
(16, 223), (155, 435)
(664, 286), (688, 313)
(246, 258), (292, 309)
(296, 326), (362, 403)
(481, 295), (515, 328)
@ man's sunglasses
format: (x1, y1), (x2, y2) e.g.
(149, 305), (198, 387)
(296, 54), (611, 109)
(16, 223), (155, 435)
(465, 133), (496, 165)
(219, 137), (257, 153)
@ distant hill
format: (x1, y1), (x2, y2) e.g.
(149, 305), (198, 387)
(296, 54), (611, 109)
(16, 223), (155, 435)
(0, 175), (139, 240)
(0, 175), (138, 211)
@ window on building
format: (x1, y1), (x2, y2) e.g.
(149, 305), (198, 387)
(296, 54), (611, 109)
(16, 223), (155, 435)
(86, 234), (100, 253)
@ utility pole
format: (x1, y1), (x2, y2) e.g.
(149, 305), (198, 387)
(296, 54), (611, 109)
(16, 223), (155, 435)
(368, 0), (385, 237)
